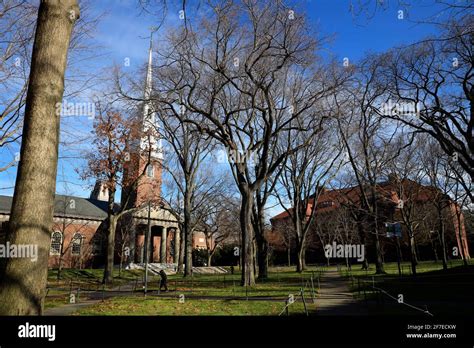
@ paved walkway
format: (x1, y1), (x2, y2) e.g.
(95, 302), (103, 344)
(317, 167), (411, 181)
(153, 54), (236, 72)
(316, 271), (367, 315)
(44, 282), (137, 316)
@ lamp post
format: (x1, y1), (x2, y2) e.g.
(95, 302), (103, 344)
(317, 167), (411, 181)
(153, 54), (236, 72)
(144, 201), (152, 295)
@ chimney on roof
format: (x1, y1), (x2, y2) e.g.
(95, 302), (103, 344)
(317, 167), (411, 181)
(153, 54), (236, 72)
(90, 180), (109, 201)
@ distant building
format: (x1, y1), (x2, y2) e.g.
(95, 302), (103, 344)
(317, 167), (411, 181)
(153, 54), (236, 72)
(270, 177), (470, 263)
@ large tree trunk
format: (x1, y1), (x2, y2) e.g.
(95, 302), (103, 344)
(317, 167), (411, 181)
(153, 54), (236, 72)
(178, 226), (185, 273)
(254, 207), (268, 280)
(296, 231), (306, 273)
(207, 251), (212, 267)
(454, 208), (468, 267)
(0, 0), (79, 316)
(103, 214), (117, 284)
(184, 224), (192, 276)
(254, 189), (270, 280)
(183, 189), (193, 276)
(408, 229), (418, 275)
(240, 191), (255, 286)
(430, 231), (439, 262)
(370, 196), (385, 274)
(256, 239), (268, 279)
(373, 218), (385, 274)
(357, 220), (369, 270)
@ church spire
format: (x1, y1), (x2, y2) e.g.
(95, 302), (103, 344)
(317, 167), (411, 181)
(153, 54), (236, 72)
(141, 27), (162, 160)
(144, 30), (154, 101)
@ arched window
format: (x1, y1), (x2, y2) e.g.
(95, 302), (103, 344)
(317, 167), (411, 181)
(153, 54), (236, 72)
(50, 232), (63, 255)
(71, 233), (84, 255)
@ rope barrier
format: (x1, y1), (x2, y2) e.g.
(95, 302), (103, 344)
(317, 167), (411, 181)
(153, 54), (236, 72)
(359, 279), (434, 316)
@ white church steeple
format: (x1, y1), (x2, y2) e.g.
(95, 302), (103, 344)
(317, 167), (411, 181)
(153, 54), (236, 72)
(140, 28), (163, 161)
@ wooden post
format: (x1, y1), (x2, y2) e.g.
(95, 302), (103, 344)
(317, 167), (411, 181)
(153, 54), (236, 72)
(310, 276), (316, 303)
(300, 288), (308, 316)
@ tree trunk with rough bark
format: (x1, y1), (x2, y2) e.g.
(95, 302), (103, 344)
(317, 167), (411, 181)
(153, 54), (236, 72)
(103, 214), (117, 284)
(240, 191), (255, 286)
(356, 219), (369, 270)
(254, 207), (268, 280)
(0, 0), (79, 315)
(408, 230), (418, 275)
(178, 227), (185, 273)
(296, 235), (306, 273)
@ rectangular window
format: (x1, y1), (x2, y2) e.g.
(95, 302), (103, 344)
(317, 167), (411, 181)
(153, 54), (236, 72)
(71, 233), (83, 255)
(146, 164), (154, 178)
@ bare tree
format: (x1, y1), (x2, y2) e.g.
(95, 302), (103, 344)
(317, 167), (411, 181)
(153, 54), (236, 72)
(383, 135), (435, 275)
(199, 196), (240, 266)
(151, 0), (341, 286)
(275, 125), (343, 272)
(0, 1), (40, 173)
(376, 17), (473, 198)
(153, 105), (218, 275)
(0, 0), (101, 174)
(335, 57), (415, 274)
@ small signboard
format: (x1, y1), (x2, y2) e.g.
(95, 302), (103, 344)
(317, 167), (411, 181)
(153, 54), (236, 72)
(385, 222), (402, 238)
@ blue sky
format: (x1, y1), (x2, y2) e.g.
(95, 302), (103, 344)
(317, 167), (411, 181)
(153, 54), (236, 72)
(0, 0), (445, 210)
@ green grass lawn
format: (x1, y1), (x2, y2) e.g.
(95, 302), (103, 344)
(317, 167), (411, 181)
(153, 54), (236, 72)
(46, 262), (472, 316)
(73, 296), (313, 316)
(48, 268), (145, 289)
(45, 266), (322, 315)
(339, 260), (474, 316)
(45, 268), (146, 309)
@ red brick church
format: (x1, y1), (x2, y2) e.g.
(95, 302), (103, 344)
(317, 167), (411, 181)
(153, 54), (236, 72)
(0, 37), (208, 270)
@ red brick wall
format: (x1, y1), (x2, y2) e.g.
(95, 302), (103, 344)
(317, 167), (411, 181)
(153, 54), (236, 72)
(48, 219), (102, 268)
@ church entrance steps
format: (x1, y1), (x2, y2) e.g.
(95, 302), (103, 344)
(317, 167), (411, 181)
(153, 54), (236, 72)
(125, 263), (228, 275)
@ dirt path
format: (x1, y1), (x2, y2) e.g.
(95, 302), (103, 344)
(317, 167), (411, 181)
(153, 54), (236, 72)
(316, 270), (367, 315)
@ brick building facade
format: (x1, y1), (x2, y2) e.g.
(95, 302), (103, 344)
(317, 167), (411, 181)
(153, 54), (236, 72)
(270, 178), (470, 263)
